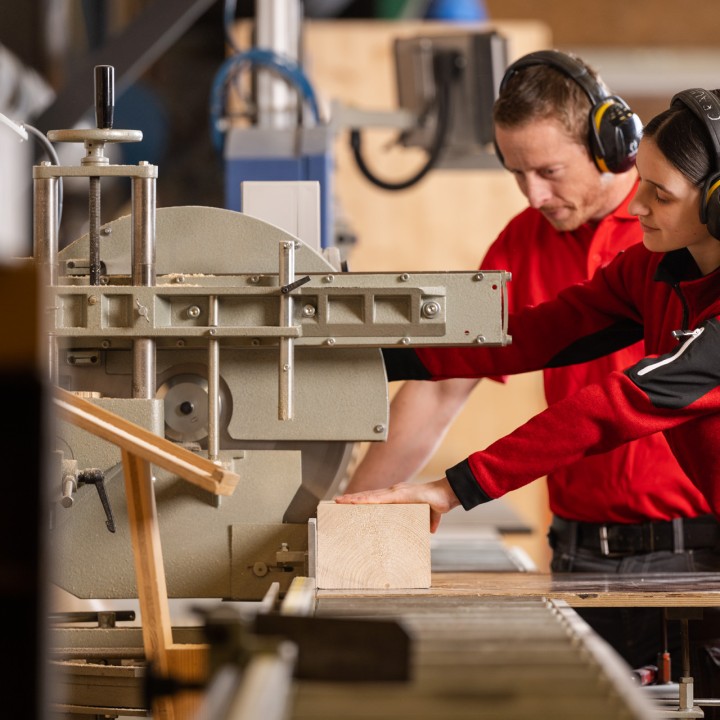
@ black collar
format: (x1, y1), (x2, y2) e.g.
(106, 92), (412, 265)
(654, 249), (703, 285)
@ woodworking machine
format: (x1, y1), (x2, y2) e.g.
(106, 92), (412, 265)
(40, 69), (510, 605)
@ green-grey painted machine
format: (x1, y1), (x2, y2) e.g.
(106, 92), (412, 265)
(37, 67), (511, 602)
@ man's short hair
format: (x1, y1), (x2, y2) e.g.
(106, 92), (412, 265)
(493, 56), (606, 149)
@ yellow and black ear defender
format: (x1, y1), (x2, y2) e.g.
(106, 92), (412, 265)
(496, 50), (643, 174)
(671, 89), (720, 240)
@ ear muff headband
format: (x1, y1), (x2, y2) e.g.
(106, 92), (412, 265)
(497, 50), (642, 174)
(670, 89), (720, 238)
(500, 50), (608, 106)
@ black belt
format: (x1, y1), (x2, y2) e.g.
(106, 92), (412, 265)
(550, 515), (720, 557)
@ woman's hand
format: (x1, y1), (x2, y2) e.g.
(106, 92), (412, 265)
(335, 478), (460, 533)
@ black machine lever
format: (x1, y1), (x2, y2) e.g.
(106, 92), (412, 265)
(78, 469), (116, 533)
(94, 65), (114, 129)
(280, 275), (311, 295)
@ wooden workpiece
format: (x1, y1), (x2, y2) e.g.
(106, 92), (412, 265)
(316, 502), (431, 590)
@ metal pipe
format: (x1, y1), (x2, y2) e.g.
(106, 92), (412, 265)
(33, 172), (58, 287)
(131, 168), (156, 286)
(33, 171), (59, 382)
(131, 168), (156, 399)
(207, 295), (220, 461)
(278, 240), (295, 420)
(255, 0), (302, 130)
(132, 339), (156, 400)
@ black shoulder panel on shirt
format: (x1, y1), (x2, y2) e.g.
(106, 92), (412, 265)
(546, 318), (644, 368)
(381, 348), (433, 381)
(626, 317), (720, 409)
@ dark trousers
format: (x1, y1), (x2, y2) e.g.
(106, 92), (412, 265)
(549, 517), (720, 711)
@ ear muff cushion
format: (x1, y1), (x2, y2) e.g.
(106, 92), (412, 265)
(703, 173), (720, 239)
(590, 98), (643, 174)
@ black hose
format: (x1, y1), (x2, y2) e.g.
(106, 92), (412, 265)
(350, 50), (463, 191)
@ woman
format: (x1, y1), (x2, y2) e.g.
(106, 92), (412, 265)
(337, 89), (720, 537)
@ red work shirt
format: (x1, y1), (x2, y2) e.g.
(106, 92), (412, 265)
(477, 189), (711, 523)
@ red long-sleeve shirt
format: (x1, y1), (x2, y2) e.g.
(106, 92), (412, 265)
(384, 242), (720, 518)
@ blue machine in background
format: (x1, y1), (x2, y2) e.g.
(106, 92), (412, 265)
(211, 2), (334, 248)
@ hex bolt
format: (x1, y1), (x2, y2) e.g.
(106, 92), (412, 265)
(174, 275), (185, 284)
(324, 275), (334, 283)
(249, 276), (260, 284)
(302, 304), (316, 318)
(400, 337), (410, 345)
(100, 340), (110, 349)
(88, 295), (98, 305)
(208, 328), (216, 336)
(399, 273), (410, 282)
(187, 305), (201, 319)
(101, 226), (112, 236)
(374, 424), (385, 433)
(325, 338), (336, 346)
(475, 335), (486, 344)
(474, 272), (485, 281)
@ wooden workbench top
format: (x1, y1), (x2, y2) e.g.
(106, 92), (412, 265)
(316, 571), (720, 607)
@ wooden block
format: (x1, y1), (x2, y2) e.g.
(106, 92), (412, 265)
(316, 502), (431, 590)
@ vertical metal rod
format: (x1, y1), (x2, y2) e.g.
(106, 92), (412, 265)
(208, 295), (220, 462)
(681, 618), (691, 678)
(255, 0), (302, 130)
(33, 172), (59, 382)
(131, 169), (156, 399)
(278, 241), (295, 420)
(89, 176), (102, 285)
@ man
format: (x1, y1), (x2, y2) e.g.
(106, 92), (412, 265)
(344, 51), (717, 674)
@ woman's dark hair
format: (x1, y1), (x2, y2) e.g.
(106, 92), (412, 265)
(642, 89), (720, 187)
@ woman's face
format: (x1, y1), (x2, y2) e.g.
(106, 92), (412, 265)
(629, 137), (720, 274)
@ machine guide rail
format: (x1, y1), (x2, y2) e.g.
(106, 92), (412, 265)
(49, 268), (510, 347)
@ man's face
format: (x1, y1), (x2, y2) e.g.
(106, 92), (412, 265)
(495, 118), (609, 231)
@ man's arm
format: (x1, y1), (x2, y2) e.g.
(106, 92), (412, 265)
(343, 377), (480, 494)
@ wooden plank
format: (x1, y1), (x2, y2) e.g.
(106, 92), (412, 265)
(315, 502), (430, 590)
(121, 451), (174, 720)
(317, 571), (720, 607)
(165, 644), (209, 719)
(55, 387), (238, 496)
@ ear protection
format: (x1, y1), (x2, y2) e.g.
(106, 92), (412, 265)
(670, 89), (720, 240)
(496, 50), (642, 174)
